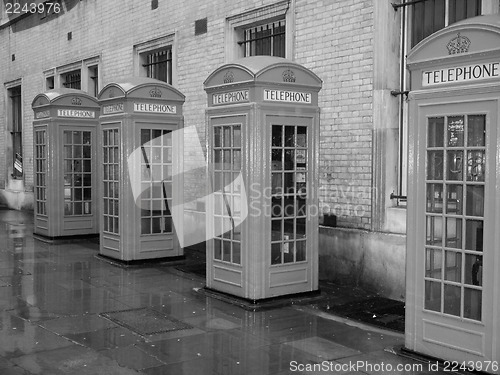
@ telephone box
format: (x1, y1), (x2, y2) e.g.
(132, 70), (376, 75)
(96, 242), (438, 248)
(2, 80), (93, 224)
(204, 56), (322, 300)
(406, 15), (500, 370)
(32, 89), (99, 238)
(97, 78), (185, 262)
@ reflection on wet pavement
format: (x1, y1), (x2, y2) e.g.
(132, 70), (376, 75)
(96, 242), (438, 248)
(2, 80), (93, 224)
(0, 210), (451, 374)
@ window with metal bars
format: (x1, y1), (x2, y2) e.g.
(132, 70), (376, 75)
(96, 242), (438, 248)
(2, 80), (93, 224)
(240, 19), (285, 57)
(62, 70), (81, 89)
(9, 86), (23, 179)
(143, 48), (172, 84)
(411, 0), (481, 48)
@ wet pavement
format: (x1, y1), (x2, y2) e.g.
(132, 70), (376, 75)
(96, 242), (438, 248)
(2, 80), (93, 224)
(0, 209), (456, 374)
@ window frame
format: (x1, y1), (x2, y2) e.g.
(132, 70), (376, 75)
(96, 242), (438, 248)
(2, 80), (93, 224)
(225, 0), (295, 62)
(240, 18), (286, 58)
(408, 0), (483, 49)
(134, 34), (177, 86)
(55, 56), (101, 96)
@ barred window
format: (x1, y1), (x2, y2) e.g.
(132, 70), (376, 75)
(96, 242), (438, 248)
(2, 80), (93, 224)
(143, 48), (172, 84)
(411, 0), (481, 47)
(62, 70), (81, 89)
(240, 20), (285, 57)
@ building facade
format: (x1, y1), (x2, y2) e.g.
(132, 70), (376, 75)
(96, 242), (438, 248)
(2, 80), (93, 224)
(0, 0), (498, 300)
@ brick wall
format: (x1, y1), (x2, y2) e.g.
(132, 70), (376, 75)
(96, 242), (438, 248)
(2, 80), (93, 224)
(0, 0), (376, 229)
(295, 0), (374, 230)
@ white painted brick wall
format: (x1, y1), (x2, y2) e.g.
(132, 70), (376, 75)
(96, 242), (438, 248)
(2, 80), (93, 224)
(0, 0), (375, 229)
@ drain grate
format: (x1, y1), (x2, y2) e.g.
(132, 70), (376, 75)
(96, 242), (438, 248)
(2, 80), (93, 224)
(100, 308), (192, 336)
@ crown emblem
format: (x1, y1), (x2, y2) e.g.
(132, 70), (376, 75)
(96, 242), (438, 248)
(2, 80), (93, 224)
(71, 97), (82, 105)
(447, 33), (471, 55)
(108, 88), (115, 98)
(223, 71), (234, 84)
(282, 69), (296, 83)
(149, 87), (162, 98)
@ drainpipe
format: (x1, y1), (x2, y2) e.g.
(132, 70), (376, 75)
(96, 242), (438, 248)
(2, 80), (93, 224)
(390, 1), (409, 203)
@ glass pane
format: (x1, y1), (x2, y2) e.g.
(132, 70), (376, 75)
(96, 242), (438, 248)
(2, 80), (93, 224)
(64, 146), (72, 158)
(425, 280), (441, 312)
(214, 127), (221, 148)
(272, 125), (282, 147)
(83, 131), (91, 144)
(284, 173), (294, 194)
(223, 151), (231, 169)
(64, 131), (72, 144)
(297, 198), (306, 217)
(467, 150), (485, 182)
(271, 219), (282, 241)
(425, 248), (442, 279)
(296, 218), (306, 239)
(271, 197), (282, 218)
(464, 288), (482, 321)
(223, 241), (231, 262)
(445, 218), (462, 249)
(465, 220), (483, 251)
(465, 254), (483, 286)
(296, 241), (306, 262)
(152, 129), (162, 145)
(284, 150), (294, 170)
(297, 127), (307, 147)
(283, 219), (294, 240)
(83, 160), (91, 172)
(466, 185), (484, 217)
(73, 131), (82, 144)
(444, 250), (461, 282)
(428, 117), (444, 147)
(232, 242), (241, 265)
(214, 238), (222, 260)
(272, 172), (282, 194)
(271, 243), (281, 265)
(152, 218), (161, 233)
(427, 151), (443, 180)
(446, 184), (463, 214)
(233, 150), (241, 170)
(214, 150), (222, 166)
(447, 116), (464, 147)
(164, 217), (172, 233)
(152, 148), (161, 163)
(272, 149), (283, 167)
(467, 115), (485, 147)
(443, 284), (461, 317)
(285, 126), (294, 147)
(233, 126), (241, 148)
(83, 145), (91, 158)
(283, 242), (294, 263)
(213, 173), (222, 192)
(447, 151), (463, 181)
(74, 146), (82, 158)
(223, 127), (231, 147)
(426, 216), (443, 246)
(426, 183), (443, 213)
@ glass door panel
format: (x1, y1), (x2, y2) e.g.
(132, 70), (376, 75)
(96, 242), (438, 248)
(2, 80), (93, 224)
(140, 129), (173, 235)
(63, 130), (92, 216)
(271, 125), (308, 265)
(34, 129), (47, 215)
(425, 114), (485, 321)
(102, 129), (119, 234)
(212, 124), (242, 265)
